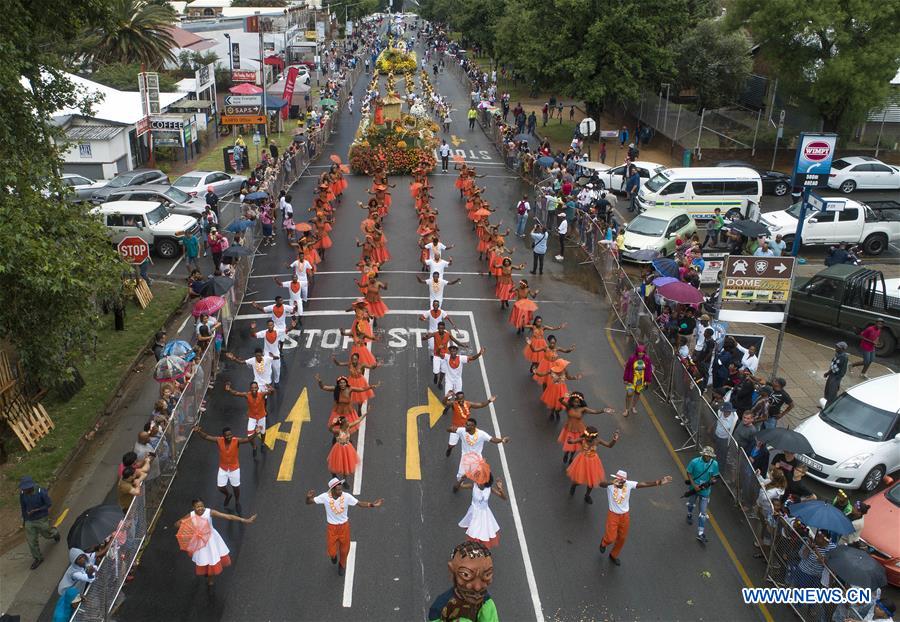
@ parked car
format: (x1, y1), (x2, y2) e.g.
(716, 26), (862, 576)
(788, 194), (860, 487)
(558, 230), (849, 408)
(593, 161), (666, 195)
(794, 373), (900, 492)
(89, 169), (169, 204)
(827, 156), (900, 193)
(789, 265), (899, 354)
(620, 208), (697, 261)
(714, 160), (791, 196)
(760, 198), (900, 256)
(61, 174), (105, 203)
(91, 200), (197, 259)
(638, 166), (763, 221)
(172, 170), (246, 198)
(860, 478), (900, 587)
(104, 184), (206, 218)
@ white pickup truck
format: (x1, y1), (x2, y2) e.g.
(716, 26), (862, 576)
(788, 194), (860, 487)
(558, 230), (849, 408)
(761, 199), (900, 256)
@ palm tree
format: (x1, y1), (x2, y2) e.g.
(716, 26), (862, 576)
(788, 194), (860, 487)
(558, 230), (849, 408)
(81, 0), (178, 70)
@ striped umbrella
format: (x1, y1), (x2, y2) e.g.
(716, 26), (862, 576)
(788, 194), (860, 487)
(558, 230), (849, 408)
(154, 356), (188, 382)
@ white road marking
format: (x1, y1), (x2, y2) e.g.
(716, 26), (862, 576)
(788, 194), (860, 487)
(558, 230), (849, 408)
(353, 345), (370, 496)
(166, 255), (184, 276)
(466, 310), (544, 622)
(177, 314), (192, 334)
(242, 296), (582, 304)
(251, 270), (524, 278)
(342, 541), (358, 607)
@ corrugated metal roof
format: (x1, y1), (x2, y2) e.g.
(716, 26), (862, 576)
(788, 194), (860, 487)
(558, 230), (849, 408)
(65, 125), (125, 140)
(867, 105), (900, 124)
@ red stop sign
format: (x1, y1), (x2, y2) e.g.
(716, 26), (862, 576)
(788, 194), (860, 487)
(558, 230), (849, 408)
(117, 236), (150, 264)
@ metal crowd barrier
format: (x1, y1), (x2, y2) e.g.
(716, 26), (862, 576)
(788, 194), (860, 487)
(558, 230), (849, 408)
(71, 52), (366, 622)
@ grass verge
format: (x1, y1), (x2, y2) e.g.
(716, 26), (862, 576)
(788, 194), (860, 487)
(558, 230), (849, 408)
(0, 283), (183, 509)
(184, 131), (301, 176)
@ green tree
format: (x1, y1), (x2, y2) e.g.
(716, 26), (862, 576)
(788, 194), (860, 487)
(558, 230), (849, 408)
(1, 0), (127, 389)
(729, 0), (900, 133)
(675, 19), (752, 111)
(80, 0), (178, 70)
(91, 62), (179, 91)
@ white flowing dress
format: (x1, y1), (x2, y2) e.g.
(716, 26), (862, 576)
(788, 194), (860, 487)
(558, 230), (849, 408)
(191, 509), (231, 575)
(458, 485), (500, 548)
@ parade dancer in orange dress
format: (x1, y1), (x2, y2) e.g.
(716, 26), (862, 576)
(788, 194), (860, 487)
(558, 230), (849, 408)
(494, 258), (526, 308)
(358, 273), (388, 325)
(567, 426), (620, 504)
(523, 317), (567, 373)
(344, 304), (378, 367)
(315, 374), (378, 427)
(530, 335), (576, 386)
(327, 414), (367, 477)
(534, 359), (582, 420)
(508, 280), (539, 334)
(367, 184), (392, 216)
(311, 211), (333, 260)
(332, 353), (380, 404)
(556, 392), (616, 464)
(370, 226), (391, 264)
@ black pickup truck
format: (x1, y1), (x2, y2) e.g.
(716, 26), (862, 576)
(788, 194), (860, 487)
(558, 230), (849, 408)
(790, 265), (900, 355)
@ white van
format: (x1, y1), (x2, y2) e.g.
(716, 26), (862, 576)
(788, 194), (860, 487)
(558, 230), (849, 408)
(636, 167), (763, 220)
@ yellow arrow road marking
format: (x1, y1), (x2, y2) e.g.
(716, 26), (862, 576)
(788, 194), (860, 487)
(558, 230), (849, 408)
(263, 387), (311, 481)
(450, 134), (465, 146)
(405, 387), (446, 480)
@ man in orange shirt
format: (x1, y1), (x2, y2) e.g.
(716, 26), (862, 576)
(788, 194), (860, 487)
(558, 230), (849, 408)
(224, 381), (274, 456)
(192, 425), (255, 512)
(424, 321), (465, 388)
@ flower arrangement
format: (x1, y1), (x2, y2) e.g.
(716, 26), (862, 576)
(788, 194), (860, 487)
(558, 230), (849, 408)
(375, 45), (417, 75)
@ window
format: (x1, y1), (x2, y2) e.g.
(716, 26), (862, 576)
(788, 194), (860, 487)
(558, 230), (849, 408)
(804, 277), (838, 298)
(78, 144), (92, 158)
(831, 159), (851, 170)
(722, 180), (760, 195)
(870, 164), (892, 173)
(673, 215), (691, 230)
(809, 211), (833, 223)
(660, 181), (686, 195)
(853, 164), (875, 173)
(692, 181), (726, 195)
(837, 208), (859, 222)
(638, 167), (654, 179)
(106, 214), (125, 227)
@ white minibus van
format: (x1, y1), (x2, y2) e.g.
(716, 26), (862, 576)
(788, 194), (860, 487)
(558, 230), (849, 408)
(636, 167), (763, 220)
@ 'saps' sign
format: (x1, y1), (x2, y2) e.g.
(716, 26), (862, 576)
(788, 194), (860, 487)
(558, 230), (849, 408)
(792, 133), (838, 188)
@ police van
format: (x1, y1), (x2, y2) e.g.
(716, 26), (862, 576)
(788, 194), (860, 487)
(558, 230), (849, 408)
(636, 167), (763, 221)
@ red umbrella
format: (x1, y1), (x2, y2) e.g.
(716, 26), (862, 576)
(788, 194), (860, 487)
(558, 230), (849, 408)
(176, 514), (211, 555)
(192, 295), (226, 318)
(229, 83), (263, 95)
(657, 281), (703, 304)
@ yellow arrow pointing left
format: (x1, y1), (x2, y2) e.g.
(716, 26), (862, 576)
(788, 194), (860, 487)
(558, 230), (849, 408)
(450, 134), (465, 147)
(405, 387), (447, 480)
(263, 387), (311, 481)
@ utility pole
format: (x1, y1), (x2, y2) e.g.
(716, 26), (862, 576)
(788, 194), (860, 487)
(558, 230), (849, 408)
(257, 11), (268, 138)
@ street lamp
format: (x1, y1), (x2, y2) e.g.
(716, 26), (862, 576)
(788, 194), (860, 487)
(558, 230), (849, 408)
(224, 33), (234, 71)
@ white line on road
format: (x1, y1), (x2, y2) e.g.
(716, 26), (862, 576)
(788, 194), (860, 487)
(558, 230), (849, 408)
(466, 310), (544, 622)
(353, 348), (370, 496)
(243, 296), (582, 304)
(177, 314), (192, 334)
(342, 541), (358, 607)
(166, 255), (184, 276)
(251, 270), (524, 278)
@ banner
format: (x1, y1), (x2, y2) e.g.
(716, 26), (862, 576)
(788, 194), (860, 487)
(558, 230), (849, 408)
(281, 66), (299, 120)
(231, 42), (241, 69)
(792, 132), (838, 188)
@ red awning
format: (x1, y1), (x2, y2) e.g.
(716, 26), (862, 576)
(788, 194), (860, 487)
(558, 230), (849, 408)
(264, 55), (285, 69)
(228, 83), (263, 95)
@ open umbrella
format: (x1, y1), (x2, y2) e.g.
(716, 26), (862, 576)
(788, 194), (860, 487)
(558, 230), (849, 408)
(513, 133), (532, 143)
(536, 156), (555, 168)
(67, 505), (126, 550)
(726, 219), (769, 238)
(651, 257), (679, 278)
(657, 281), (704, 304)
(320, 98), (338, 109)
(788, 500), (855, 535)
(176, 513), (212, 555)
(154, 355), (188, 382)
(225, 219), (254, 233)
(477, 101), (491, 110)
(192, 295), (226, 318)
(198, 276), (235, 297)
(825, 546), (888, 590)
(162, 340), (195, 361)
(244, 191), (268, 201)
(293, 222), (313, 232)
(223, 245), (254, 258)
(756, 428), (814, 454)
(626, 249), (660, 262)
(651, 276), (679, 287)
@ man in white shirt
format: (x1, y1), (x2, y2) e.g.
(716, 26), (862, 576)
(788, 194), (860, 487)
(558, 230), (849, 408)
(251, 296), (293, 332)
(441, 344), (485, 394)
(439, 139), (451, 173)
(425, 252), (451, 278)
(419, 300), (455, 353)
(288, 253), (314, 302)
(249, 319), (287, 385)
(712, 401), (738, 464)
(596, 469), (673, 565)
(275, 273), (306, 319)
(306, 478), (383, 576)
(422, 236), (451, 265)
(735, 342), (760, 374)
(225, 348), (275, 388)
(446, 418), (510, 492)
(418, 272), (462, 307)
(556, 216), (569, 261)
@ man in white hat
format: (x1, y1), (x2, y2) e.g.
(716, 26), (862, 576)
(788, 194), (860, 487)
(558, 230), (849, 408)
(596, 469), (672, 565)
(685, 446), (720, 544)
(306, 478), (383, 576)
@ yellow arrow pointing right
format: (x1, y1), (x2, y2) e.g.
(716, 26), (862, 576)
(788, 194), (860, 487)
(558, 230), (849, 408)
(405, 387), (447, 480)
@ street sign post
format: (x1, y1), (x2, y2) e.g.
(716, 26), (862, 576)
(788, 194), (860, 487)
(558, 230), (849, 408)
(578, 117), (596, 159)
(117, 236), (150, 265)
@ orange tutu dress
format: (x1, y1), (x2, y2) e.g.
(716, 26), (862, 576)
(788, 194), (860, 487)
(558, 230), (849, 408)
(365, 289), (388, 318)
(351, 340), (376, 367)
(557, 417), (585, 452)
(329, 406), (359, 427)
(372, 242), (391, 264)
(495, 278), (514, 302)
(532, 350), (557, 385)
(540, 376), (569, 409)
(566, 448), (605, 487)
(509, 298), (537, 329)
(489, 255), (504, 277)
(347, 371), (374, 403)
(315, 233), (333, 250)
(524, 328), (547, 363)
(327, 439), (359, 475)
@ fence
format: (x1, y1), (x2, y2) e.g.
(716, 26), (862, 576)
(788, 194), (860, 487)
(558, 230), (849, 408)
(71, 54), (363, 622)
(530, 200), (866, 621)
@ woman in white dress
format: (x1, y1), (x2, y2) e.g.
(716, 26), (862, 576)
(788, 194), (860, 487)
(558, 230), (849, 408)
(175, 499), (256, 586)
(458, 475), (507, 549)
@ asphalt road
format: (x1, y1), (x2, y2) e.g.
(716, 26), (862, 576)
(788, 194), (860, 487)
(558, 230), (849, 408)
(113, 34), (789, 622)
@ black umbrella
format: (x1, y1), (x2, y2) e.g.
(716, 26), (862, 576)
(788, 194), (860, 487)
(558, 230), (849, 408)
(826, 546), (888, 590)
(756, 428), (814, 454)
(199, 276), (235, 296)
(67, 504), (124, 550)
(223, 245), (254, 258)
(725, 219), (769, 238)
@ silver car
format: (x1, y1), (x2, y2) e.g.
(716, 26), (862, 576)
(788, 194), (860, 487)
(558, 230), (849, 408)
(61, 174), (105, 202)
(172, 170), (246, 198)
(104, 184), (207, 218)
